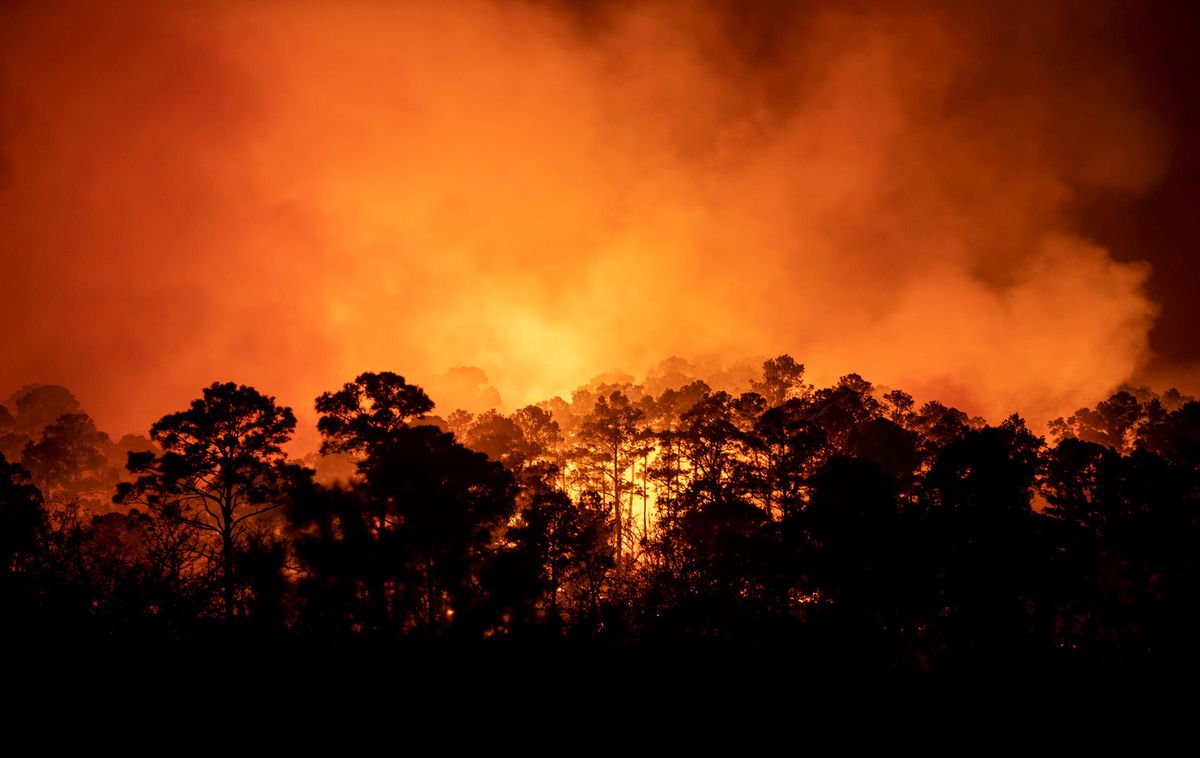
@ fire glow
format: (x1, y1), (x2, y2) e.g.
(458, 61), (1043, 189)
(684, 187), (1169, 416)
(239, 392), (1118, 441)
(0, 1), (1186, 444)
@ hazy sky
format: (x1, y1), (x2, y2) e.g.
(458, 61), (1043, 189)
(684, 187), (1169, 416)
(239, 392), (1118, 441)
(2, 0), (1197, 445)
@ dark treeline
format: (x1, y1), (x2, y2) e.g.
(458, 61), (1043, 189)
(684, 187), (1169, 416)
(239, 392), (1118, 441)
(2, 356), (1199, 687)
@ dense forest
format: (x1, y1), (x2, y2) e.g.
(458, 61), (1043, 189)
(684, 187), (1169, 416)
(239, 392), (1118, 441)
(2, 356), (1199, 686)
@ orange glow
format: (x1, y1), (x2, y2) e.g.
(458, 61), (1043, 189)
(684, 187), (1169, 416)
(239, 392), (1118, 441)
(0, 1), (1185, 446)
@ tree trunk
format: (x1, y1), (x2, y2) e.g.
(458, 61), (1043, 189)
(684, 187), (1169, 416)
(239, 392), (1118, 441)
(612, 447), (622, 576)
(221, 527), (235, 619)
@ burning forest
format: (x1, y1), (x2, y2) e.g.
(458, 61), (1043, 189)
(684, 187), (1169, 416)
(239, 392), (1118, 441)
(2, 0), (1200, 691)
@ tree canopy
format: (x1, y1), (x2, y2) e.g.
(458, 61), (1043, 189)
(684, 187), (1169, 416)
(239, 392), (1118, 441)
(116, 381), (298, 618)
(3, 357), (1199, 689)
(315, 371), (434, 456)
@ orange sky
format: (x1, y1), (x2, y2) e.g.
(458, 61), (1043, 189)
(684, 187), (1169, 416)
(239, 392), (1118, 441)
(0, 0), (1192, 448)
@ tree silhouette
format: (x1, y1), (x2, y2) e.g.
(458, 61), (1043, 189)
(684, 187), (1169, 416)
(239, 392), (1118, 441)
(0, 453), (46, 646)
(751, 355), (809, 408)
(0, 452), (44, 576)
(291, 424), (518, 638)
(577, 391), (649, 574)
(749, 398), (827, 520)
(503, 488), (614, 629)
(455, 409), (538, 480)
(21, 413), (119, 505)
(801, 455), (927, 667)
(315, 371), (434, 456)
(116, 382), (298, 619)
(7, 367), (1200, 681)
(0, 385), (82, 461)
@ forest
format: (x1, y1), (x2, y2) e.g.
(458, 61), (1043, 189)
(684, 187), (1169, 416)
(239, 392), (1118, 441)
(2, 355), (1199, 687)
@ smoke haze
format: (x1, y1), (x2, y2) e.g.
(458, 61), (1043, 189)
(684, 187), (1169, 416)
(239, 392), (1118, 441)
(0, 0), (1190, 445)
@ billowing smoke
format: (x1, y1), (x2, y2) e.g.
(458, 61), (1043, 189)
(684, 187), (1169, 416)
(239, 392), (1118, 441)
(0, 0), (1181, 445)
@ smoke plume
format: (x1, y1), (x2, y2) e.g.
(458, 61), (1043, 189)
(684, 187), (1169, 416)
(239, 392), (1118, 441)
(0, 0), (1180, 445)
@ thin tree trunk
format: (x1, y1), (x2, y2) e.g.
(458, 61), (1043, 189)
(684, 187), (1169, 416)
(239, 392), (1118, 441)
(613, 446), (622, 576)
(642, 451), (648, 540)
(222, 527), (235, 619)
